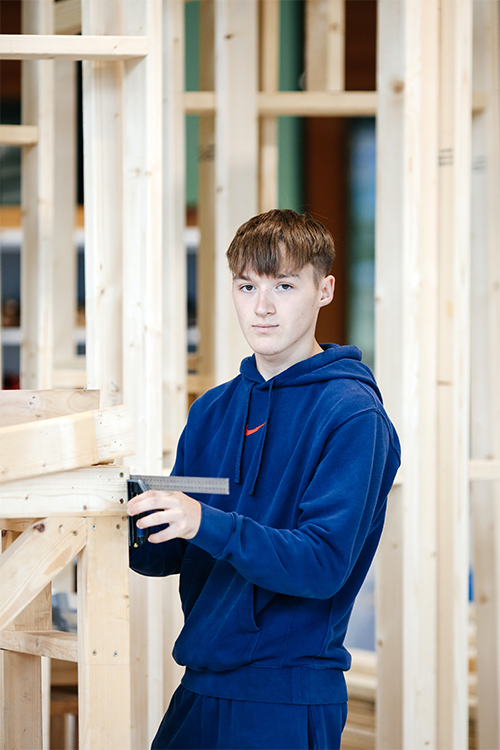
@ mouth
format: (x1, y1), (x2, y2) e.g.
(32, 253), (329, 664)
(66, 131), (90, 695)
(252, 324), (278, 332)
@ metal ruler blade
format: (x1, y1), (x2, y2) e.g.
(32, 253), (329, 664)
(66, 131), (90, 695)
(129, 474), (229, 495)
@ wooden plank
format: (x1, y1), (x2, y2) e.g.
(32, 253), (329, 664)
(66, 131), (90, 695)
(374, 0), (404, 746)
(258, 0), (279, 212)
(0, 34), (149, 61)
(258, 90), (377, 116)
(401, 0), (440, 745)
(0, 389), (99, 427)
(305, 0), (345, 92)
(0, 124), (38, 146)
(436, 1), (473, 747)
(121, 3), (165, 746)
(162, 0), (188, 717)
(81, 0), (124, 409)
(77, 516), (130, 750)
(184, 90), (485, 117)
(20, 0), (55, 390)
(0, 405), (134, 483)
(0, 650), (43, 749)
(0, 517), (86, 632)
(0, 528), (50, 750)
(55, 0), (82, 35)
(469, 460), (500, 481)
(196, 0), (216, 394)
(214, 0), (257, 383)
(122, 0), (163, 474)
(54, 58), (78, 370)
(184, 89), (378, 116)
(0, 465), (129, 519)
(0, 519), (39, 531)
(0, 630), (78, 662)
(162, 0), (188, 465)
(470, 1), (500, 747)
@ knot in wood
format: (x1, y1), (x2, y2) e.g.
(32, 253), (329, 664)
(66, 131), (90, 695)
(33, 523), (45, 533)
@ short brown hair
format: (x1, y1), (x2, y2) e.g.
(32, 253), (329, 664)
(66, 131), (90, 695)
(226, 209), (335, 285)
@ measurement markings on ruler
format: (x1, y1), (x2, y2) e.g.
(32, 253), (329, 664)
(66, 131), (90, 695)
(129, 475), (229, 495)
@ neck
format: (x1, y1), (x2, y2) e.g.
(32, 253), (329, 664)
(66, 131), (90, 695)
(256, 340), (323, 380)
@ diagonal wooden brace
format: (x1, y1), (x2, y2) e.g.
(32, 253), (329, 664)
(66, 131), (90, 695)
(0, 516), (87, 631)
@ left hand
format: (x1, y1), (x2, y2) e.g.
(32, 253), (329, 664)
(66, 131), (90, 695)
(127, 490), (202, 543)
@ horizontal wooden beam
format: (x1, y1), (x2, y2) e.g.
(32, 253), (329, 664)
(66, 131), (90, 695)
(258, 91), (378, 117)
(0, 465), (129, 518)
(184, 90), (378, 116)
(0, 405), (134, 483)
(0, 518), (39, 532)
(469, 459), (500, 481)
(0, 517), (86, 631)
(0, 35), (148, 61)
(0, 124), (38, 146)
(184, 90), (487, 117)
(0, 389), (100, 428)
(0, 629), (78, 661)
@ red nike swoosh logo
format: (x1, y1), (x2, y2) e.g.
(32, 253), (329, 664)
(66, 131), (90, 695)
(245, 422), (266, 436)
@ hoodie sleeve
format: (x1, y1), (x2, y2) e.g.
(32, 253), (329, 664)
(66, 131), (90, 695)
(190, 409), (400, 599)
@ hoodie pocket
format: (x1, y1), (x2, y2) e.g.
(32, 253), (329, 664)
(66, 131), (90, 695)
(173, 560), (262, 671)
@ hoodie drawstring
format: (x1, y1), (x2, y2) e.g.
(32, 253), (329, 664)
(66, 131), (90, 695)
(234, 382), (254, 486)
(248, 379), (273, 496)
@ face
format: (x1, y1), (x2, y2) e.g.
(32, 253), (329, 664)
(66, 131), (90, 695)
(232, 264), (335, 379)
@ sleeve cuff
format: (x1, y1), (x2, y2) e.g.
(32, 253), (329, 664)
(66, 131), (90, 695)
(191, 502), (235, 558)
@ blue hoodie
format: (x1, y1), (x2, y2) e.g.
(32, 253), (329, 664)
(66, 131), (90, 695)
(130, 344), (401, 705)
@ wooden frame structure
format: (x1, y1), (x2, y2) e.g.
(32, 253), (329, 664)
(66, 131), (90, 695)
(0, 389), (133, 749)
(0, 1), (499, 749)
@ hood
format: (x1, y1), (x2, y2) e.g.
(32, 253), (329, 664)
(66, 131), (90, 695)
(240, 343), (382, 400)
(235, 344), (382, 495)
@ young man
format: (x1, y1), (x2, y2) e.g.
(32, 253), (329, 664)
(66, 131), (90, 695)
(128, 209), (401, 750)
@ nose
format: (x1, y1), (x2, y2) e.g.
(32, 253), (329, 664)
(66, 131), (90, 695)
(254, 288), (275, 316)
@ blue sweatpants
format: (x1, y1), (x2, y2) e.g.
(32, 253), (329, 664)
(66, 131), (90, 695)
(151, 685), (348, 750)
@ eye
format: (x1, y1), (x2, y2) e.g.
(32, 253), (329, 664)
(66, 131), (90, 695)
(278, 283), (293, 291)
(240, 284), (255, 292)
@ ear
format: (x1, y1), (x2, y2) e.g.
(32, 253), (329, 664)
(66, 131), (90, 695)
(319, 275), (335, 308)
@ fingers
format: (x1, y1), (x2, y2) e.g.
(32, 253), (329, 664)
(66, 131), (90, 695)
(127, 489), (176, 516)
(127, 490), (202, 541)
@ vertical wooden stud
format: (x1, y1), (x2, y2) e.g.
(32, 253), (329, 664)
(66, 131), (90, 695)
(258, 0), (280, 213)
(163, 0), (187, 463)
(197, 0), (216, 388)
(162, 0), (187, 709)
(81, 0), (124, 407)
(305, 0), (344, 91)
(470, 1), (500, 747)
(77, 517), (130, 750)
(53, 59), (78, 369)
(122, 2), (165, 746)
(436, 2), (473, 747)
(0, 530), (51, 750)
(214, 0), (257, 384)
(20, 0), (55, 389)
(401, 0), (440, 745)
(374, 0), (404, 745)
